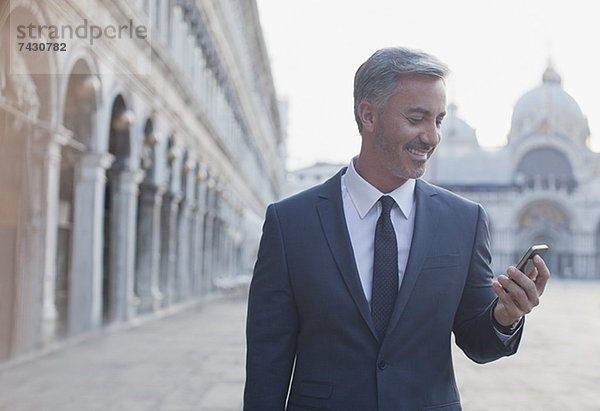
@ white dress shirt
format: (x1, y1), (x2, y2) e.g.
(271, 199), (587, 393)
(340, 157), (520, 340)
(340, 157), (416, 304)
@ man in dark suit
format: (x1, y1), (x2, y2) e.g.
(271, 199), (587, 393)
(244, 47), (550, 410)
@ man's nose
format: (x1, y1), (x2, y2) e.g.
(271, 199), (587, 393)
(421, 122), (441, 146)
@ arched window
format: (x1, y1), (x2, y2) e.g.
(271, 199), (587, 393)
(103, 95), (133, 324)
(56, 60), (98, 337)
(517, 201), (572, 277)
(515, 147), (575, 192)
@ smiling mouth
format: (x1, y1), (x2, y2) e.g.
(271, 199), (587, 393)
(406, 146), (432, 160)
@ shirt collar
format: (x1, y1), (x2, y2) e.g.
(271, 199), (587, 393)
(344, 157), (416, 220)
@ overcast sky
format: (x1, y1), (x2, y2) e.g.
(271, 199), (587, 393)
(256, 0), (600, 170)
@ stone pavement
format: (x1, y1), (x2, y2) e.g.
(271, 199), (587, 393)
(0, 280), (599, 410)
(0, 289), (249, 411)
(453, 279), (600, 411)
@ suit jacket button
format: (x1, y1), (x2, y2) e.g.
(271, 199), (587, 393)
(377, 361), (387, 370)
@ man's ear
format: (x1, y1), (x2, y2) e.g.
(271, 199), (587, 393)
(358, 101), (378, 133)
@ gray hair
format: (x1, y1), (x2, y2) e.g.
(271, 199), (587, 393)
(353, 47), (449, 132)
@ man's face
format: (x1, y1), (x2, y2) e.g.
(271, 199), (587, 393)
(372, 74), (447, 183)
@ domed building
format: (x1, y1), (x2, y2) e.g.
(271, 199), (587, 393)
(425, 64), (600, 279)
(508, 64), (590, 147)
(427, 103), (510, 186)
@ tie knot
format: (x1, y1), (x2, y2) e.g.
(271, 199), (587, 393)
(379, 195), (395, 216)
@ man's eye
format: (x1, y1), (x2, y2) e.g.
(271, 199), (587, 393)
(436, 119), (444, 127)
(410, 118), (423, 123)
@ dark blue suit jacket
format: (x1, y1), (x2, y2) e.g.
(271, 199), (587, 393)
(245, 170), (522, 410)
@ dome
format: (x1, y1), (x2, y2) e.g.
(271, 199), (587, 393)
(508, 63), (590, 145)
(441, 103), (479, 148)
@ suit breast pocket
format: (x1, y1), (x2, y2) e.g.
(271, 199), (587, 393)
(422, 254), (461, 270)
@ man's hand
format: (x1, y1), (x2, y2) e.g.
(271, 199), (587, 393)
(492, 255), (550, 327)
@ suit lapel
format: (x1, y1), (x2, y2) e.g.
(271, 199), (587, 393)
(385, 179), (441, 338)
(316, 169), (378, 340)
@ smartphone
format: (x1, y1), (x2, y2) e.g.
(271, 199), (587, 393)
(515, 244), (548, 274)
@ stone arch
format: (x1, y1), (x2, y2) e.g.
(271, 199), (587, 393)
(193, 163), (209, 296)
(53, 59), (100, 338)
(134, 117), (163, 313)
(107, 95), (133, 168)
(175, 148), (195, 301)
(165, 134), (181, 191)
(2, 3), (56, 123)
(159, 133), (182, 307)
(514, 146), (576, 192)
(62, 61), (100, 146)
(141, 119), (158, 183)
(517, 200), (572, 277)
(57, 51), (101, 134)
(102, 94), (135, 324)
(180, 149), (190, 200)
(189, 161), (202, 294)
(0, 2), (52, 360)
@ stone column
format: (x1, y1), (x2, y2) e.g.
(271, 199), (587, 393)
(202, 211), (215, 293)
(234, 206), (244, 276)
(68, 152), (114, 336)
(213, 216), (223, 280)
(201, 178), (216, 293)
(190, 204), (205, 296)
(192, 173), (207, 296)
(135, 183), (164, 313)
(37, 128), (70, 343)
(230, 204), (240, 277)
(229, 208), (239, 278)
(106, 168), (143, 323)
(0, 110), (19, 361)
(221, 200), (233, 279)
(212, 185), (224, 282)
(160, 192), (181, 307)
(12, 126), (49, 356)
(231, 228), (240, 277)
(223, 222), (231, 278)
(573, 231), (595, 279)
(226, 225), (234, 278)
(175, 199), (193, 301)
(188, 205), (198, 295)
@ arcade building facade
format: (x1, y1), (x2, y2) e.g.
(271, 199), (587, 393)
(0, 0), (285, 365)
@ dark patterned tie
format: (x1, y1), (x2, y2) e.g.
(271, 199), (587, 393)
(371, 195), (398, 341)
